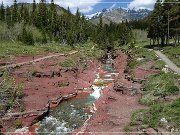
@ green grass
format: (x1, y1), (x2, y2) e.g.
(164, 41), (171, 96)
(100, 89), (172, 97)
(129, 99), (180, 132)
(75, 42), (104, 59)
(151, 60), (166, 70)
(0, 70), (23, 116)
(139, 72), (179, 105)
(162, 46), (180, 67)
(125, 42), (157, 72)
(58, 42), (104, 69)
(0, 41), (73, 58)
(14, 119), (23, 129)
(59, 58), (77, 68)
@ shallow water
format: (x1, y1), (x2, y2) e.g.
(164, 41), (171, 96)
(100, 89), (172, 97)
(36, 53), (117, 135)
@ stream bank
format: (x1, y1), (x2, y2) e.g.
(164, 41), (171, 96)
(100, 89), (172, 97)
(1, 53), (100, 133)
(1, 51), (145, 135)
(77, 52), (145, 134)
(35, 52), (118, 134)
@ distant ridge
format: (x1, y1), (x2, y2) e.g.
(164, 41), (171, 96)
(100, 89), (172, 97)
(87, 7), (151, 24)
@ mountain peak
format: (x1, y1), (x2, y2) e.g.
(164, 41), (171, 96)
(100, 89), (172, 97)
(86, 7), (151, 24)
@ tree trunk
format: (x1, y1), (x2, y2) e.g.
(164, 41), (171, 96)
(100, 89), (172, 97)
(161, 37), (165, 46)
(153, 39), (155, 45)
(157, 38), (159, 46)
(165, 36), (168, 45)
(174, 36), (177, 47)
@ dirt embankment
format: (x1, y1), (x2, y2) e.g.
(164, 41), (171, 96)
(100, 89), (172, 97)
(0, 53), (100, 133)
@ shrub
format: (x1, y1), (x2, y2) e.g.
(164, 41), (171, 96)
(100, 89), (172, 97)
(60, 58), (76, 68)
(14, 119), (22, 129)
(19, 25), (34, 45)
(165, 84), (179, 94)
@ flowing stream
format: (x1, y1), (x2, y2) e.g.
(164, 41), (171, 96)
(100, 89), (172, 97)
(36, 53), (118, 135)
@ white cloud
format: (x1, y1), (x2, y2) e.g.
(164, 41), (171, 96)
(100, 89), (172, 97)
(0, 0), (32, 5)
(0, 0), (102, 13)
(128, 0), (156, 10)
(55, 0), (102, 13)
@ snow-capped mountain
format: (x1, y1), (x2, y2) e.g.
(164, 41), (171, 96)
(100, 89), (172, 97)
(86, 7), (152, 24)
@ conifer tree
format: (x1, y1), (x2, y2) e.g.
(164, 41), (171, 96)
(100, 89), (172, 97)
(67, 6), (71, 14)
(6, 6), (13, 27)
(38, 0), (48, 28)
(12, 0), (18, 22)
(98, 16), (103, 32)
(20, 24), (34, 45)
(48, 0), (58, 38)
(30, 0), (37, 25)
(0, 1), (5, 21)
(23, 6), (29, 24)
(19, 4), (24, 22)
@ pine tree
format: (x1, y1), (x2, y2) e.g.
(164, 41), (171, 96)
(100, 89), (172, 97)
(42, 29), (47, 43)
(48, 0), (58, 38)
(147, 0), (163, 45)
(38, 0), (48, 28)
(30, 0), (37, 25)
(23, 6), (29, 24)
(74, 8), (81, 43)
(67, 6), (71, 14)
(6, 6), (13, 27)
(19, 4), (24, 22)
(20, 25), (34, 45)
(98, 16), (103, 32)
(0, 1), (5, 21)
(12, 0), (18, 22)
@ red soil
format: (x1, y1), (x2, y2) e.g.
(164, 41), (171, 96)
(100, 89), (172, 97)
(1, 52), (159, 134)
(1, 53), (100, 132)
(133, 61), (160, 80)
(76, 53), (144, 135)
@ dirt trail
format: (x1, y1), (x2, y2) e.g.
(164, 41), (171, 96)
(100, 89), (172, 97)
(155, 50), (180, 74)
(0, 51), (78, 70)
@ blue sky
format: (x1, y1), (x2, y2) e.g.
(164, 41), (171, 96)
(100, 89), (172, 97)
(0, 0), (156, 14)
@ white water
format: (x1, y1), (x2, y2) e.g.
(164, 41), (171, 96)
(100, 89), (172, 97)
(91, 85), (104, 99)
(37, 116), (72, 135)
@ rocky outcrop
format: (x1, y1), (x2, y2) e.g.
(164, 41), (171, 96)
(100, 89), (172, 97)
(113, 77), (141, 95)
(1, 92), (77, 127)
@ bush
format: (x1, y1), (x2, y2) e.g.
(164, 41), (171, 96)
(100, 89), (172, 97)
(14, 119), (22, 129)
(60, 58), (76, 68)
(19, 25), (34, 45)
(165, 84), (179, 94)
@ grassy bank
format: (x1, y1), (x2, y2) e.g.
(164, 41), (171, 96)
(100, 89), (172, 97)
(128, 99), (180, 132)
(162, 46), (180, 68)
(140, 72), (179, 105)
(122, 30), (180, 133)
(0, 41), (73, 58)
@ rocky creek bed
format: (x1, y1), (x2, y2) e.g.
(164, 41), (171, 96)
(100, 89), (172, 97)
(1, 51), (160, 135)
(34, 52), (118, 134)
